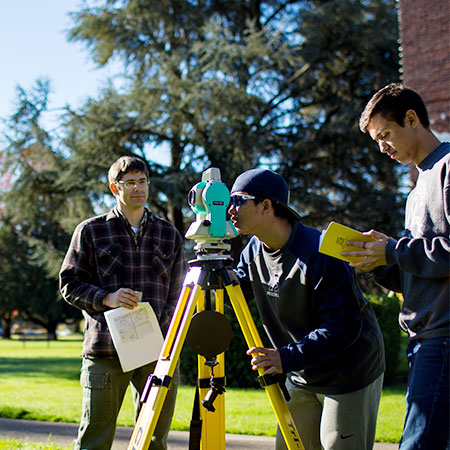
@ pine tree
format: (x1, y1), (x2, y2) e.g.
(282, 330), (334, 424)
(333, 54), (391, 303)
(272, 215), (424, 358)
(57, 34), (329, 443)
(64, 0), (403, 233)
(1, 0), (403, 307)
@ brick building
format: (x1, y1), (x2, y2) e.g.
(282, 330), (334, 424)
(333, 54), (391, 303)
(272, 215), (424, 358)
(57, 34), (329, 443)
(398, 0), (450, 140)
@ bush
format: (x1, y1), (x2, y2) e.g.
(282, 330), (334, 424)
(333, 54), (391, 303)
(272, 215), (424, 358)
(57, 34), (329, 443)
(369, 294), (402, 384)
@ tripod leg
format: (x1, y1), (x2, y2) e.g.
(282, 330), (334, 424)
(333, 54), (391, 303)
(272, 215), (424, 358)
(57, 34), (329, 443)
(128, 267), (205, 450)
(196, 289), (226, 450)
(224, 275), (305, 450)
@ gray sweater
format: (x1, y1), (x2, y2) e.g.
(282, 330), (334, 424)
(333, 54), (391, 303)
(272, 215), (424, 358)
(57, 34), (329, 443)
(374, 142), (450, 340)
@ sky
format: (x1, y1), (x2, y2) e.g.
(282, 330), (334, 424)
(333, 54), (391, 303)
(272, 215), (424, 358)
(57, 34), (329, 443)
(0, 1), (114, 126)
(0, 1), (172, 165)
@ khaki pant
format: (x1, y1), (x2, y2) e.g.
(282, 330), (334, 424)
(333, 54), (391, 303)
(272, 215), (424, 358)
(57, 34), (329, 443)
(276, 373), (384, 450)
(74, 357), (178, 450)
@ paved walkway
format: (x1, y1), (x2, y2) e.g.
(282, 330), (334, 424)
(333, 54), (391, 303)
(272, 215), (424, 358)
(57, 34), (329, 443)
(0, 418), (399, 449)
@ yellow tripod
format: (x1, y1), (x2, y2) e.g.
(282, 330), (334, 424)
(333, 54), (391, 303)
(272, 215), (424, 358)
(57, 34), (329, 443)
(127, 255), (304, 450)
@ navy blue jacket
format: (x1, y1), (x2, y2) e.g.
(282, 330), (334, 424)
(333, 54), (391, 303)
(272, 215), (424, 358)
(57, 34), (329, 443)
(236, 222), (385, 394)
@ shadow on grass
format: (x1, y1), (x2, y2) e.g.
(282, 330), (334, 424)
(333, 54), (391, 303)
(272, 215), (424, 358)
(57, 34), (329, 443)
(381, 384), (407, 395)
(0, 405), (72, 423)
(0, 357), (80, 381)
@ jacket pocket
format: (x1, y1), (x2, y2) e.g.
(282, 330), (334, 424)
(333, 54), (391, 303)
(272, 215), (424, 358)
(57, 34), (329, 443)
(152, 246), (175, 279)
(95, 243), (123, 277)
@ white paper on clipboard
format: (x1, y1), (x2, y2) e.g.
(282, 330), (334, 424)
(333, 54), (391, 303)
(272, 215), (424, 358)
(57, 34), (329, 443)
(104, 302), (163, 373)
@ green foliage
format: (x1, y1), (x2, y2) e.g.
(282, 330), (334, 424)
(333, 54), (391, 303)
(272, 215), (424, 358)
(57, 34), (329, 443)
(0, 1), (403, 346)
(369, 293), (402, 384)
(277, 0), (404, 234)
(0, 217), (80, 339)
(62, 0), (403, 234)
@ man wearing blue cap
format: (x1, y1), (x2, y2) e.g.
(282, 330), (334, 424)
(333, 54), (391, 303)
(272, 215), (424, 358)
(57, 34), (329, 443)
(228, 168), (385, 450)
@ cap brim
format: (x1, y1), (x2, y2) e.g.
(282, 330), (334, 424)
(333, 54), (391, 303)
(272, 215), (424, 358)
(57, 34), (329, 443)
(279, 202), (302, 222)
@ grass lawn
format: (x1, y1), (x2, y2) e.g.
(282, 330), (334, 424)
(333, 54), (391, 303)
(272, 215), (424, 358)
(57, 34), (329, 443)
(0, 439), (71, 450)
(0, 337), (405, 444)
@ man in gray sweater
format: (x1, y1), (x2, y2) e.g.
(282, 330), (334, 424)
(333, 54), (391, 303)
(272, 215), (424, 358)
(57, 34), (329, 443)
(344, 83), (449, 450)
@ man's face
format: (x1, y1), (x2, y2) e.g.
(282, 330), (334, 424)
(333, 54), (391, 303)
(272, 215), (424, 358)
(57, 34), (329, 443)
(227, 191), (264, 235)
(111, 170), (149, 211)
(367, 111), (420, 165)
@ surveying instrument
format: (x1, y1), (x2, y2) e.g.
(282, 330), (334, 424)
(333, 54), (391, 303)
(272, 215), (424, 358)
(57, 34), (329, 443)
(127, 168), (304, 450)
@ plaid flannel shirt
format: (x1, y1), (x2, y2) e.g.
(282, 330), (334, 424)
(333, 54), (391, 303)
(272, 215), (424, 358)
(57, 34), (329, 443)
(59, 207), (186, 358)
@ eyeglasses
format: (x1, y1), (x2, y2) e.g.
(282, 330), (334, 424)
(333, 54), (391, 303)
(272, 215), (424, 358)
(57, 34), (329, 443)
(230, 194), (261, 207)
(115, 178), (150, 189)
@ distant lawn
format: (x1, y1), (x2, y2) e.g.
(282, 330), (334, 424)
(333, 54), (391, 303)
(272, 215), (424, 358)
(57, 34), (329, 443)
(0, 439), (71, 450)
(0, 338), (404, 443)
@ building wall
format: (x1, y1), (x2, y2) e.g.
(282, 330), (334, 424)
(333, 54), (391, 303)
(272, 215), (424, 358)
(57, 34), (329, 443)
(398, 0), (450, 136)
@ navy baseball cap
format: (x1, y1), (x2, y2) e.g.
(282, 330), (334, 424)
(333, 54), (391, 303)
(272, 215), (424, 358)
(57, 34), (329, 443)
(231, 168), (301, 221)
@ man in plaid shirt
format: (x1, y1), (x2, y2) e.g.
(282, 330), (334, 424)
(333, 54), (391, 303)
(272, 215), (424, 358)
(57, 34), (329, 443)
(60, 156), (186, 450)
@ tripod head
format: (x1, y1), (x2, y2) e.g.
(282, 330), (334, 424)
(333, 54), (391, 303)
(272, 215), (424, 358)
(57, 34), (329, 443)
(185, 168), (238, 255)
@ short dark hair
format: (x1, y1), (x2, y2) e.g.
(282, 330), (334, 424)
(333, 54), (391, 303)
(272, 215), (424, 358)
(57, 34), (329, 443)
(108, 156), (149, 184)
(359, 83), (430, 133)
(254, 198), (295, 224)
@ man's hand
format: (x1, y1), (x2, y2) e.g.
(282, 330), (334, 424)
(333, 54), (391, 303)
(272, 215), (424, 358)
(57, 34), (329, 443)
(103, 288), (141, 309)
(247, 346), (283, 375)
(342, 229), (390, 272)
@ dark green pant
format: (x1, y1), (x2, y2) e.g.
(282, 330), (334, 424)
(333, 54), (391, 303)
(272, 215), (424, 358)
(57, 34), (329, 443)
(74, 358), (178, 450)
(276, 373), (383, 450)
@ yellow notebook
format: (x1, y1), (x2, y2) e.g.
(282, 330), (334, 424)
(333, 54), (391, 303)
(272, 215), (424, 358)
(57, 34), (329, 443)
(318, 221), (376, 263)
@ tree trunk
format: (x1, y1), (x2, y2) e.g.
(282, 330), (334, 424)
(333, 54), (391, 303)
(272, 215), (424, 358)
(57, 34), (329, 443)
(1, 317), (13, 339)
